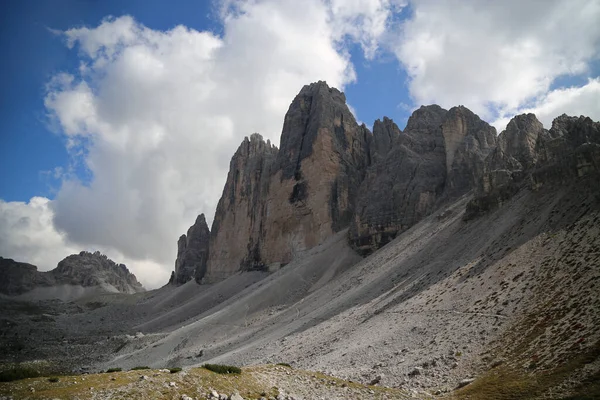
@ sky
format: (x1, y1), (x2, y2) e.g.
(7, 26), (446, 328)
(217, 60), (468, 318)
(0, 0), (599, 289)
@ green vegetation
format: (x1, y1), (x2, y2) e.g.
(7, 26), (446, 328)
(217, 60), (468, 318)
(130, 366), (151, 371)
(276, 363), (292, 368)
(457, 340), (600, 399)
(105, 367), (122, 373)
(202, 363), (242, 374)
(169, 367), (182, 373)
(0, 367), (40, 382)
(48, 377), (60, 382)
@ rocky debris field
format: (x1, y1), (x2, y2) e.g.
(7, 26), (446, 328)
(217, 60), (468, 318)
(0, 365), (422, 400)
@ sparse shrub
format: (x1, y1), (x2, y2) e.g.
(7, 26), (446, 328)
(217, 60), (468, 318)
(105, 368), (122, 373)
(131, 366), (150, 371)
(456, 351), (463, 357)
(276, 363), (292, 368)
(202, 364), (241, 374)
(48, 377), (60, 382)
(0, 367), (40, 382)
(169, 367), (182, 373)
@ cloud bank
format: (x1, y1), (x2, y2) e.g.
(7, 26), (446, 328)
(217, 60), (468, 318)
(1, 0), (399, 288)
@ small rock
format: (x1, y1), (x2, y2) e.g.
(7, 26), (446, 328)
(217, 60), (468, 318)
(456, 378), (476, 388)
(169, 381), (177, 388)
(408, 367), (422, 377)
(140, 375), (149, 381)
(490, 358), (505, 368)
(211, 390), (219, 398)
(181, 396), (193, 400)
(230, 394), (244, 400)
(219, 394), (228, 400)
(369, 375), (383, 385)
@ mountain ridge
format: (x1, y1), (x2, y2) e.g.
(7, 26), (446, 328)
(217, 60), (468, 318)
(0, 251), (145, 298)
(171, 81), (599, 284)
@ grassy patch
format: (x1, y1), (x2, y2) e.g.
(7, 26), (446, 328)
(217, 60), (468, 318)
(105, 367), (122, 373)
(48, 377), (60, 382)
(203, 364), (242, 374)
(130, 366), (150, 371)
(0, 367), (40, 382)
(276, 363), (292, 368)
(456, 340), (600, 399)
(169, 367), (182, 373)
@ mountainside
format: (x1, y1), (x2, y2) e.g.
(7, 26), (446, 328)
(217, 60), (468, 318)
(2, 82), (598, 399)
(0, 251), (145, 298)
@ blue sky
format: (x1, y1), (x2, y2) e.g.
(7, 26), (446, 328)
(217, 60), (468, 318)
(1, 0), (598, 288)
(0, 0), (412, 203)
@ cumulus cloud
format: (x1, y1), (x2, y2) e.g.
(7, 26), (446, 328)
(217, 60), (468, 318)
(0, 198), (79, 270)
(0, 0), (402, 288)
(392, 0), (600, 121)
(492, 78), (600, 131)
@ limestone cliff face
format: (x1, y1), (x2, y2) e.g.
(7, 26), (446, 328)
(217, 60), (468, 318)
(259, 81), (371, 265)
(371, 116), (399, 162)
(170, 214), (210, 284)
(202, 134), (278, 283)
(442, 106), (497, 197)
(349, 105), (496, 255)
(201, 81), (371, 282)
(466, 114), (600, 219)
(169, 80), (598, 284)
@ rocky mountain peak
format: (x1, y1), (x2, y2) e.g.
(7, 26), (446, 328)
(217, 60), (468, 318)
(0, 251), (144, 296)
(404, 104), (447, 133)
(199, 80), (372, 282)
(492, 113), (545, 171)
(54, 251), (144, 293)
(466, 113), (600, 219)
(371, 116), (401, 161)
(171, 213), (210, 285)
(349, 104), (496, 254)
(276, 80), (356, 180)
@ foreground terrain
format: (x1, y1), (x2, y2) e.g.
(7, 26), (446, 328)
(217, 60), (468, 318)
(0, 364), (423, 400)
(1, 178), (599, 399)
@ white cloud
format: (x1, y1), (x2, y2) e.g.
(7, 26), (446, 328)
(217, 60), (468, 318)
(0, 197), (79, 271)
(492, 78), (600, 131)
(0, 197), (171, 289)
(1, 0), (399, 288)
(392, 0), (600, 121)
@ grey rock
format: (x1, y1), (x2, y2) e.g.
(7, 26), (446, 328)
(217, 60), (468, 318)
(349, 105), (495, 254)
(456, 378), (476, 388)
(171, 214), (210, 285)
(204, 133), (278, 282)
(371, 116), (400, 162)
(203, 81), (371, 283)
(230, 394), (244, 400)
(466, 114), (600, 219)
(0, 252), (144, 296)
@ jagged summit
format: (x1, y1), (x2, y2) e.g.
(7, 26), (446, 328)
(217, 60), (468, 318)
(0, 251), (144, 297)
(170, 214), (210, 285)
(168, 81), (600, 284)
